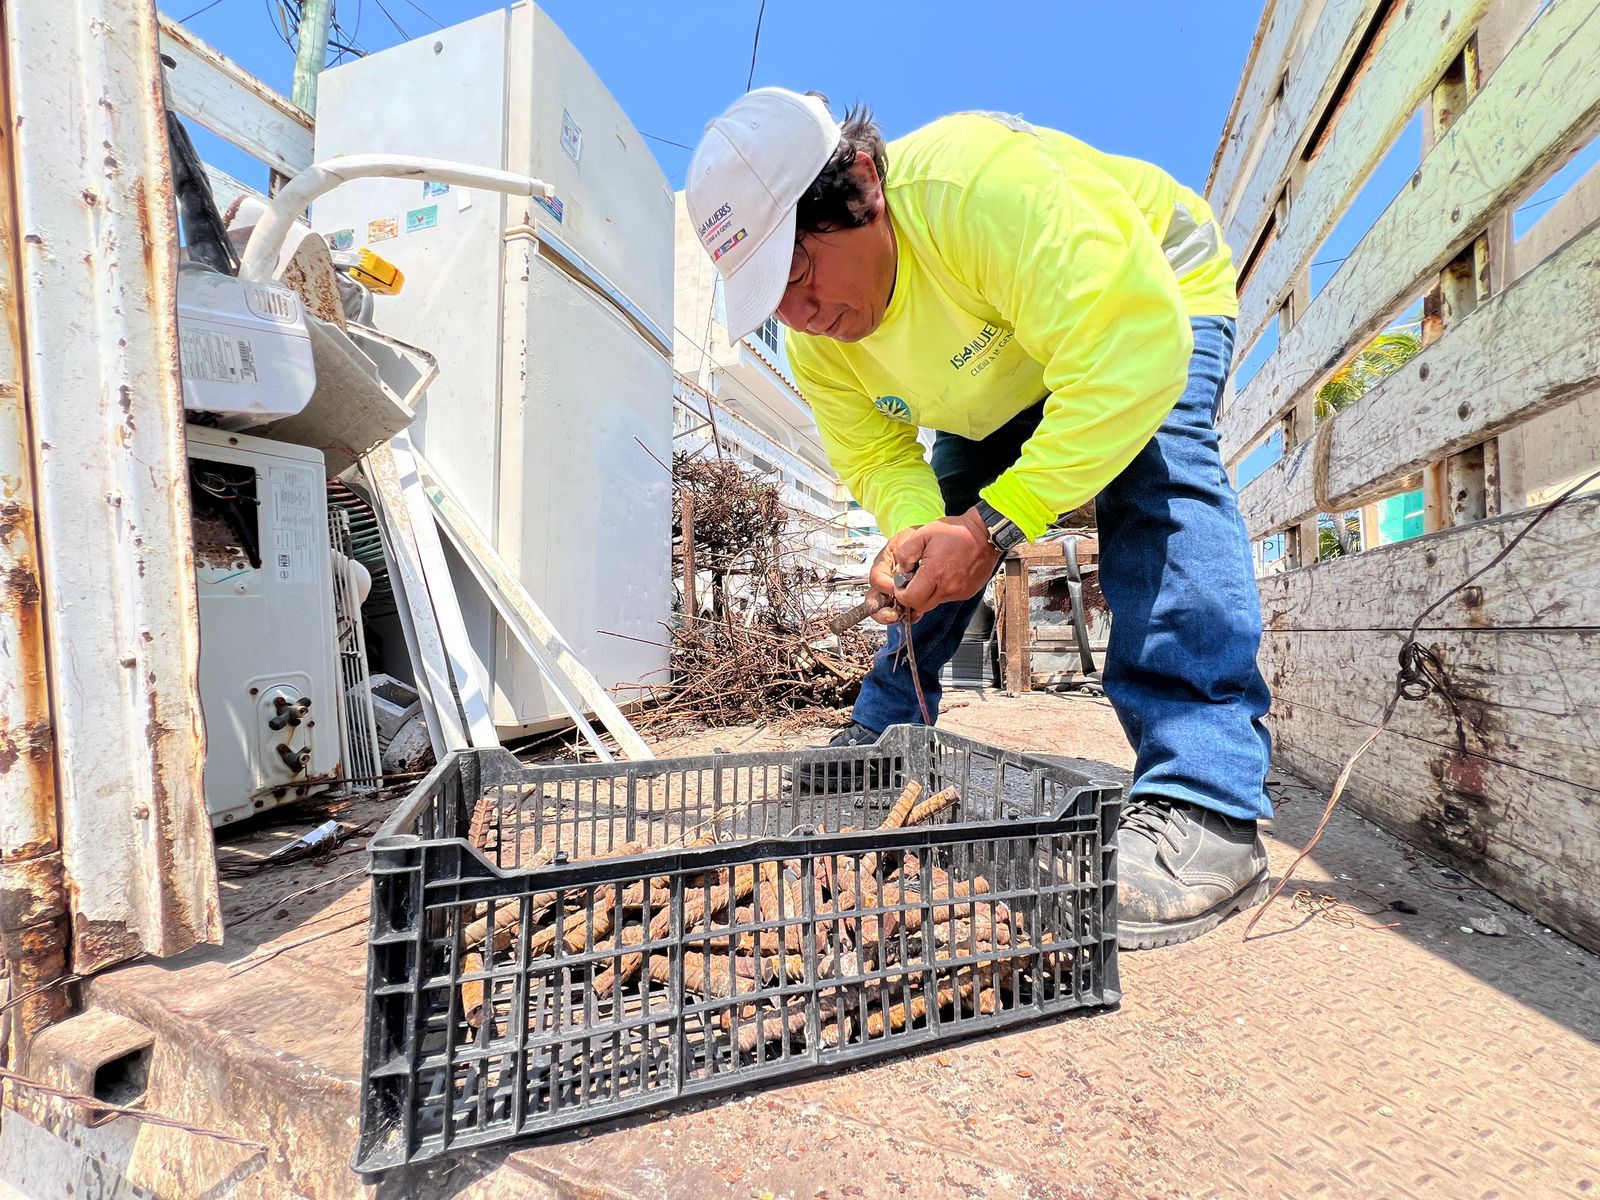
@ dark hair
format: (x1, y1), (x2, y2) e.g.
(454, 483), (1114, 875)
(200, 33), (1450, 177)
(794, 99), (887, 234)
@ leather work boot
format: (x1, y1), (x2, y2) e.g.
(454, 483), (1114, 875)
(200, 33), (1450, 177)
(789, 721), (897, 795)
(1116, 798), (1270, 949)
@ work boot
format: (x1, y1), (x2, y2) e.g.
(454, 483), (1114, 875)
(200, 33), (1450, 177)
(789, 721), (894, 795)
(1116, 798), (1270, 950)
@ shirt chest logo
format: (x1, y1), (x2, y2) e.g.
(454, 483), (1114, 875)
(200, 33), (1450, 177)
(874, 395), (912, 422)
(948, 322), (1016, 377)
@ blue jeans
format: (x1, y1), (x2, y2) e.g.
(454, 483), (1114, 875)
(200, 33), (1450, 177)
(851, 316), (1273, 821)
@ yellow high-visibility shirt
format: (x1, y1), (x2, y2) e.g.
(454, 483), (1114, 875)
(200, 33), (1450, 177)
(786, 112), (1237, 541)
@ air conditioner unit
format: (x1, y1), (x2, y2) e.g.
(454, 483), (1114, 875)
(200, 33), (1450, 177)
(187, 425), (342, 824)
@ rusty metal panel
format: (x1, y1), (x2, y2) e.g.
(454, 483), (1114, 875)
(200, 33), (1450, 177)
(5, 0), (220, 972)
(0, 4), (69, 1053)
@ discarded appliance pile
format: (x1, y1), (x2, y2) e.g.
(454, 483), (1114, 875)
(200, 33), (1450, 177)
(632, 452), (880, 733)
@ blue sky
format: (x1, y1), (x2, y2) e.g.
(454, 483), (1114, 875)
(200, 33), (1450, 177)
(163, 0), (1265, 195)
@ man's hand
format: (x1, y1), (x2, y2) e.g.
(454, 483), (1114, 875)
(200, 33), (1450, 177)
(868, 508), (1000, 623)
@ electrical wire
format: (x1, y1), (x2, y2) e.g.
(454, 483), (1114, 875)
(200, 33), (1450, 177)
(641, 131), (694, 152)
(264, 0), (296, 50)
(1244, 464), (1600, 938)
(371, 0), (410, 40)
(398, 0), (444, 30)
(745, 0), (767, 91)
(178, 0), (230, 21)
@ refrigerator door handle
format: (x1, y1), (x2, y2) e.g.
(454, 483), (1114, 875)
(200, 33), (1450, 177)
(505, 222), (673, 359)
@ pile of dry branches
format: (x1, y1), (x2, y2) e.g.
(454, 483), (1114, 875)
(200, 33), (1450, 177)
(460, 780), (1037, 1054)
(628, 452), (880, 734)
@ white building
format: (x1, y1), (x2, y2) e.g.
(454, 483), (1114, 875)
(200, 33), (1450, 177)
(672, 194), (884, 577)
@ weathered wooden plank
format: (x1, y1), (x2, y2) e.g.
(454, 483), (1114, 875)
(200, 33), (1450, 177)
(1221, 0), (1385, 275)
(1236, 219), (1600, 538)
(1266, 701), (1600, 953)
(1234, 0), (1497, 359)
(1206, 0), (1299, 217)
(1259, 492), (1600, 632)
(1005, 537), (1099, 565)
(1513, 147), (1600, 281)
(1222, 0), (1600, 466)
(200, 162), (263, 214)
(1221, 1), (1559, 465)
(1000, 563), (1031, 696)
(159, 16), (313, 177)
(1263, 627), (1600, 787)
(1499, 147), (1600, 507)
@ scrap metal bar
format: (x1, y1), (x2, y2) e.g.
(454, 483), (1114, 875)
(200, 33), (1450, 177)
(414, 454), (653, 762)
(364, 446), (470, 757)
(386, 432), (499, 747)
(7, 0), (220, 972)
(0, 14), (68, 1052)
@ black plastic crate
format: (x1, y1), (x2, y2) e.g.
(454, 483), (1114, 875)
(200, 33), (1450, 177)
(356, 726), (1121, 1171)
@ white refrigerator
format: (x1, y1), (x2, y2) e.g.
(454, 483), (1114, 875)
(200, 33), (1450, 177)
(313, 3), (673, 734)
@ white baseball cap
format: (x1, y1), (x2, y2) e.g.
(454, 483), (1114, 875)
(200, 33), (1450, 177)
(686, 88), (842, 341)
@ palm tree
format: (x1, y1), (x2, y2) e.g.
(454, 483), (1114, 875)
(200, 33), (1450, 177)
(1315, 330), (1421, 420)
(1315, 328), (1422, 558)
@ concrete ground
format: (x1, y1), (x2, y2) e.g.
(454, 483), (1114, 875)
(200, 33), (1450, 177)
(42, 691), (1600, 1199)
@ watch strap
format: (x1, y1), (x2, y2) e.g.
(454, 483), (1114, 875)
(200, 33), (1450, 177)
(975, 499), (1027, 553)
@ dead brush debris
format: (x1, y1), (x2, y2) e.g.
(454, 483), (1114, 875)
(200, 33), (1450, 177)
(619, 452), (882, 737)
(458, 780), (1049, 1053)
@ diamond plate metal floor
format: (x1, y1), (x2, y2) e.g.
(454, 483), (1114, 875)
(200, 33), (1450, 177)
(74, 695), (1600, 1199)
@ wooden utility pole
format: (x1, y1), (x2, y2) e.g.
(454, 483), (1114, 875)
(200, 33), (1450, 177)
(290, 0), (334, 115)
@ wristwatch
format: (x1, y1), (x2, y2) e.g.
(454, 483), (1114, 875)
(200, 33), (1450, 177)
(974, 499), (1028, 555)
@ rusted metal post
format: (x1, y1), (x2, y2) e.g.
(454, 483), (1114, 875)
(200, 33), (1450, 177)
(5, 0), (222, 975)
(1275, 163), (1318, 568)
(681, 491), (698, 622)
(1422, 12), (1528, 531)
(0, 8), (69, 1058)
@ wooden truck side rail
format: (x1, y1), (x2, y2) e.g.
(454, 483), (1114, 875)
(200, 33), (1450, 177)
(1209, 0), (1600, 951)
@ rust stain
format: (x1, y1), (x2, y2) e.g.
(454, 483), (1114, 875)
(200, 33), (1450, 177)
(0, 853), (68, 927)
(74, 915), (141, 973)
(1419, 751), (1499, 858)
(0, 715), (51, 781)
(0, 500), (25, 546)
(4, 561), (41, 607)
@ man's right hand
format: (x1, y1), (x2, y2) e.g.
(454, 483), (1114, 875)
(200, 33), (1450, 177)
(867, 534), (916, 625)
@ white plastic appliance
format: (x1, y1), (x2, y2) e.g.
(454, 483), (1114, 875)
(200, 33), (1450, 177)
(311, 4), (673, 734)
(187, 425), (342, 824)
(177, 268), (316, 426)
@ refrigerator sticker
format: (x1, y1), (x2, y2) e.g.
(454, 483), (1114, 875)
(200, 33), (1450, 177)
(406, 205), (439, 233)
(561, 109), (583, 163)
(532, 193), (565, 224)
(181, 328), (257, 385)
(422, 180), (450, 198)
(367, 216), (400, 242)
(268, 465), (317, 585)
(327, 227), (355, 251)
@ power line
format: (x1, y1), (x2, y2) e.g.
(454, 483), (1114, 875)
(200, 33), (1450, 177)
(398, 0), (444, 29)
(178, 0), (229, 21)
(371, 0), (410, 40)
(264, 0), (296, 50)
(641, 131), (694, 151)
(745, 0), (766, 91)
